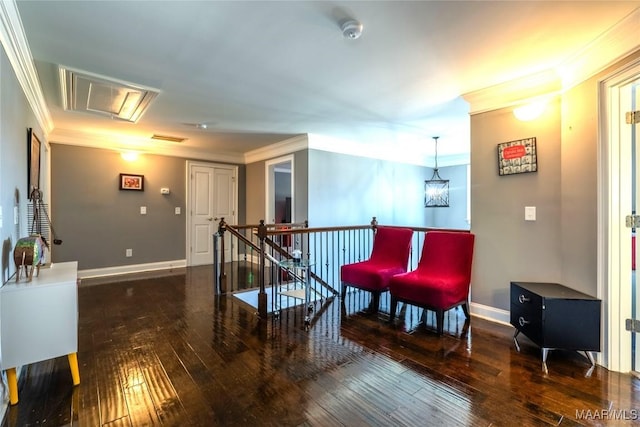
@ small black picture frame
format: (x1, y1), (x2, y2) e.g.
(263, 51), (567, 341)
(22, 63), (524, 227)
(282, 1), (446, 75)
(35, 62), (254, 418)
(497, 137), (537, 176)
(27, 127), (41, 199)
(119, 173), (144, 191)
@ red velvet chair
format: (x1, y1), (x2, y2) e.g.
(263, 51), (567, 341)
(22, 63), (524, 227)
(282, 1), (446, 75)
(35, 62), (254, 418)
(389, 231), (475, 335)
(340, 226), (414, 312)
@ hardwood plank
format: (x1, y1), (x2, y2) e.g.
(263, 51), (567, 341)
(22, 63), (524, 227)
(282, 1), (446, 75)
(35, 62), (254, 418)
(3, 264), (639, 427)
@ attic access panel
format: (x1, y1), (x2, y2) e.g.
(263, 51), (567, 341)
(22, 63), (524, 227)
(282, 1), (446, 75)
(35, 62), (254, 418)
(59, 66), (159, 123)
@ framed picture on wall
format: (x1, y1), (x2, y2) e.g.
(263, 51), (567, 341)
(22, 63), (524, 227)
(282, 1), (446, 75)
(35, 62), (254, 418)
(27, 127), (41, 200)
(497, 137), (537, 176)
(119, 173), (144, 191)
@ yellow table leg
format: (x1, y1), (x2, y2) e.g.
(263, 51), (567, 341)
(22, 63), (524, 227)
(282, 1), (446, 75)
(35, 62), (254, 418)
(7, 367), (18, 405)
(68, 353), (80, 386)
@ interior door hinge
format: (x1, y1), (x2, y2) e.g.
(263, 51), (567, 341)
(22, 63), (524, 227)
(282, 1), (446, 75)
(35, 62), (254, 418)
(626, 111), (640, 124)
(626, 318), (640, 332)
(625, 214), (640, 228)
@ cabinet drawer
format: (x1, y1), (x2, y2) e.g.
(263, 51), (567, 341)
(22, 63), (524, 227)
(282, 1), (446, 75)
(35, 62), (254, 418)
(510, 303), (543, 346)
(511, 284), (543, 309)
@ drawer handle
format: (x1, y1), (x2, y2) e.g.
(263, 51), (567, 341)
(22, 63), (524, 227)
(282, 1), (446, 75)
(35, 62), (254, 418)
(518, 294), (530, 304)
(518, 316), (530, 327)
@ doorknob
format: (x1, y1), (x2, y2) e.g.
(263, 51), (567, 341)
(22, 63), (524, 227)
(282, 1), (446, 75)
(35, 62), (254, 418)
(208, 217), (213, 221)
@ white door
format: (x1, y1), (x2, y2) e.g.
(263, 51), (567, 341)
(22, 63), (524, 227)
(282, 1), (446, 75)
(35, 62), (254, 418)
(187, 162), (237, 266)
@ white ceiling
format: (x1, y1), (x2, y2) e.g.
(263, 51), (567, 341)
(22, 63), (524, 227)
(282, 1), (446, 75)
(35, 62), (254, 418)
(13, 0), (640, 164)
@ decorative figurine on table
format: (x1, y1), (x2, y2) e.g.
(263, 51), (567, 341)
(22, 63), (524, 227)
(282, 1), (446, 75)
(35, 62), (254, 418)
(13, 234), (46, 281)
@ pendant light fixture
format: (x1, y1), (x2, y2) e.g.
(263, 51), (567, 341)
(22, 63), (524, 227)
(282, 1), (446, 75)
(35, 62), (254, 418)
(424, 136), (449, 207)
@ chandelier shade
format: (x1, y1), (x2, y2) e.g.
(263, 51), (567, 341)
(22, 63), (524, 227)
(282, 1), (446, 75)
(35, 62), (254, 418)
(424, 136), (449, 208)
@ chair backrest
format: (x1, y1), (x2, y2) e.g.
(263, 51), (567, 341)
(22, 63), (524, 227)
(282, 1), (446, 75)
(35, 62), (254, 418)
(368, 226), (414, 268)
(417, 231), (475, 284)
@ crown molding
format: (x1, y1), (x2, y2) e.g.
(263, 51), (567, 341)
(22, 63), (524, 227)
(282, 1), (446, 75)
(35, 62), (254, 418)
(559, 6), (640, 90)
(48, 128), (246, 164)
(243, 134), (309, 164)
(463, 70), (562, 115)
(464, 7), (640, 115)
(0, 0), (53, 133)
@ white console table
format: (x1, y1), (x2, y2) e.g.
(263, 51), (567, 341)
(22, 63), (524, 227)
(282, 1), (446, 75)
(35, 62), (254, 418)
(0, 261), (80, 404)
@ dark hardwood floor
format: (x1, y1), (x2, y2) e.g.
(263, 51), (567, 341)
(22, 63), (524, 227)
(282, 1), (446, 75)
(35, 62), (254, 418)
(2, 263), (639, 426)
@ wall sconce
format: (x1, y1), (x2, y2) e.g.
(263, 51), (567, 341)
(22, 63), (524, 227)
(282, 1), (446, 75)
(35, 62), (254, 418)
(121, 151), (139, 162)
(513, 101), (547, 121)
(425, 136), (449, 208)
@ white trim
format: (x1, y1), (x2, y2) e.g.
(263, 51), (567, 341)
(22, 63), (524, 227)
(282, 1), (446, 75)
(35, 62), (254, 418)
(559, 8), (640, 92)
(0, 0), (53, 134)
(244, 134), (308, 164)
(470, 301), (511, 326)
(464, 70), (562, 115)
(78, 259), (186, 279)
(49, 129), (246, 164)
(599, 61), (640, 372)
(465, 7), (640, 115)
(265, 154), (295, 224)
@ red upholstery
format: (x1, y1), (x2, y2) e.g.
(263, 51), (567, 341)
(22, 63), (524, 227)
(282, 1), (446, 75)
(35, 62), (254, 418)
(341, 226), (414, 312)
(389, 231), (475, 335)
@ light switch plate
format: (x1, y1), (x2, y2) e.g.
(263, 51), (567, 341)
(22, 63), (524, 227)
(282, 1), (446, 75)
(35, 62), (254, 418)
(140, 206), (147, 215)
(525, 206), (536, 221)
(175, 207), (181, 215)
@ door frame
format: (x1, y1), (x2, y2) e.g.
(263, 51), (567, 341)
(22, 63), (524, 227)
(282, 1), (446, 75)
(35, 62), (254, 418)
(599, 60), (640, 372)
(265, 154), (294, 224)
(185, 160), (238, 266)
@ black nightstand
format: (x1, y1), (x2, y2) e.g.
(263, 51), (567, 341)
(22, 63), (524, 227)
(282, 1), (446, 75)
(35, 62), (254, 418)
(510, 281), (601, 374)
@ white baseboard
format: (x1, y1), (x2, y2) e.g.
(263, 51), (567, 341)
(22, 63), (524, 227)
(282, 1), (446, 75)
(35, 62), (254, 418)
(78, 259), (187, 280)
(470, 301), (511, 326)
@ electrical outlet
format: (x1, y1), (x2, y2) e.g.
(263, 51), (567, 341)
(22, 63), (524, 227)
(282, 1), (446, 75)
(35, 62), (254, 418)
(140, 206), (147, 215)
(126, 248), (133, 257)
(175, 207), (181, 215)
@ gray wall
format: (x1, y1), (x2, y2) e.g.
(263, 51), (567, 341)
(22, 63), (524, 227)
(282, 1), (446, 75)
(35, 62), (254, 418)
(559, 74), (600, 296)
(470, 49), (640, 312)
(51, 144), (187, 270)
(245, 160), (265, 224)
(245, 149), (308, 225)
(470, 99), (563, 310)
(426, 164), (470, 230)
(307, 149), (469, 228)
(0, 45), (45, 283)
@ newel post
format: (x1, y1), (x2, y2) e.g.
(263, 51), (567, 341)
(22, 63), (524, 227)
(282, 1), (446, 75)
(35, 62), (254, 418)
(218, 218), (227, 293)
(257, 220), (268, 318)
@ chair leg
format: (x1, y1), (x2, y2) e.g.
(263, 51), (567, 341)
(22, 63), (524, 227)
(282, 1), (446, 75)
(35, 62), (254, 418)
(368, 292), (380, 313)
(436, 309), (445, 335)
(389, 296), (398, 321)
(461, 301), (470, 319)
(341, 283), (347, 299)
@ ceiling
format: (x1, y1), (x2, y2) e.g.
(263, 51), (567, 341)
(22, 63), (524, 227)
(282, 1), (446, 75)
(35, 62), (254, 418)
(12, 1), (640, 164)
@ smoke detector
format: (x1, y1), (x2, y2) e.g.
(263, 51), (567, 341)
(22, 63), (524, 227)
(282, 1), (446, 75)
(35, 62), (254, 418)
(341, 19), (363, 39)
